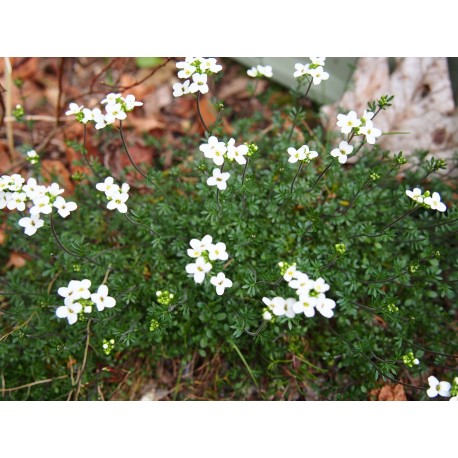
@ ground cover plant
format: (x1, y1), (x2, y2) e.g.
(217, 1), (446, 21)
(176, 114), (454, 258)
(0, 57), (457, 400)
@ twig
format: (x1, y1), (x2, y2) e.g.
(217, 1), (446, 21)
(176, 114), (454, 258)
(56, 58), (65, 127)
(74, 319), (92, 401)
(196, 92), (209, 133)
(2, 375), (68, 393)
(3, 57), (16, 160)
(119, 120), (148, 179)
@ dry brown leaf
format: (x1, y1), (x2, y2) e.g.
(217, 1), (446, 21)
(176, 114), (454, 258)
(376, 384), (407, 401)
(6, 251), (28, 268)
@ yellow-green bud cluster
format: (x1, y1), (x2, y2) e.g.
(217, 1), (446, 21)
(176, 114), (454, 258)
(334, 243), (346, 255)
(370, 172), (380, 181)
(102, 338), (115, 355)
(402, 351), (419, 368)
(386, 303), (399, 313)
(156, 290), (174, 305)
(450, 377), (458, 397)
(149, 318), (160, 332)
(278, 261), (294, 276)
(247, 143), (258, 157)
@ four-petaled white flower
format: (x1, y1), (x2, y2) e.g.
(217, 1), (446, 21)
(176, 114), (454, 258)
(124, 94), (143, 111)
(330, 141), (354, 164)
(199, 136), (227, 166)
(91, 285), (116, 311)
(313, 277), (330, 294)
(201, 58), (222, 73)
(293, 294), (318, 317)
(101, 93), (121, 104)
(309, 66), (329, 85)
(208, 242), (229, 261)
(288, 272), (313, 295)
(283, 264), (297, 282)
(56, 302), (82, 325)
(177, 63), (196, 79)
(310, 57), (326, 66)
(336, 111), (361, 134)
(427, 376), (451, 398)
(315, 294), (336, 318)
(405, 188), (424, 204)
(210, 272), (233, 295)
(105, 103), (128, 124)
(359, 121), (382, 144)
(226, 139), (248, 165)
(293, 63), (309, 78)
(207, 168), (231, 191)
(96, 177), (118, 197)
(288, 146), (306, 163)
(189, 73), (209, 94)
(186, 256), (212, 284)
(18, 214), (44, 236)
(30, 195), (53, 215)
(424, 192), (447, 212)
(65, 103), (83, 116)
(106, 190), (129, 213)
(53, 196), (77, 218)
(187, 235), (213, 258)
(247, 65), (273, 78)
(173, 80), (191, 97)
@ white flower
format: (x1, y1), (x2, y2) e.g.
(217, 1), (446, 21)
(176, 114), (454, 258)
(293, 294), (317, 317)
(22, 178), (45, 200)
(210, 272), (233, 295)
(288, 272), (314, 295)
(262, 310), (273, 321)
(247, 65), (272, 78)
(413, 358), (420, 365)
(315, 293), (336, 318)
(207, 168), (230, 191)
(293, 63), (309, 78)
(405, 188), (424, 204)
(226, 139), (248, 165)
(303, 145), (318, 162)
(312, 277), (330, 294)
(427, 376), (451, 398)
(0, 191), (8, 209)
(72, 279), (92, 302)
(93, 110), (107, 130)
(91, 284), (116, 311)
(199, 136), (227, 166)
(57, 280), (80, 305)
(56, 302), (82, 325)
(309, 66), (329, 85)
(189, 73), (209, 94)
(330, 141), (354, 164)
(424, 192), (447, 212)
(26, 150), (39, 162)
(6, 174), (25, 191)
(200, 57), (222, 73)
(65, 103), (83, 116)
(30, 195), (53, 215)
(186, 256), (212, 284)
(106, 190), (129, 213)
(359, 120), (382, 144)
(208, 242), (228, 261)
(96, 177), (119, 197)
(283, 264), (297, 282)
(310, 57), (326, 66)
(46, 183), (65, 198)
(263, 297), (286, 316)
(6, 192), (26, 211)
(177, 63), (196, 79)
(18, 214), (44, 236)
(173, 80), (191, 97)
(284, 298), (297, 318)
(361, 110), (374, 123)
(104, 103), (127, 124)
(53, 196), (77, 218)
(287, 146), (306, 163)
(124, 94), (143, 110)
(187, 235), (213, 258)
(247, 66), (259, 77)
(336, 111), (361, 135)
(101, 93), (121, 104)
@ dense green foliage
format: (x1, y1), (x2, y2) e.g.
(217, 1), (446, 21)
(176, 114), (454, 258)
(1, 81), (457, 401)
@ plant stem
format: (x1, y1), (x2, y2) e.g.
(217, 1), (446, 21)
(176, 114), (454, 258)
(287, 78), (313, 143)
(196, 93), (209, 133)
(119, 120), (148, 179)
(74, 319), (92, 401)
(307, 159), (335, 192)
(290, 161), (304, 194)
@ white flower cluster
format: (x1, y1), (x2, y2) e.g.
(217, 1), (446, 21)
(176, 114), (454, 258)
(65, 92), (143, 130)
(199, 136), (249, 191)
(262, 262), (336, 321)
(96, 177), (130, 214)
(406, 188), (447, 212)
(0, 174), (77, 236)
(293, 57), (329, 85)
(185, 234), (232, 295)
(287, 144), (318, 164)
(247, 64), (273, 78)
(56, 279), (116, 325)
(427, 375), (458, 400)
(336, 109), (382, 145)
(173, 57), (222, 97)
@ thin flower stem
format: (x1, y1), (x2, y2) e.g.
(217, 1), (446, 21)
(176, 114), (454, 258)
(124, 211), (159, 236)
(216, 161), (225, 208)
(196, 93), (209, 133)
(102, 264), (112, 285)
(290, 161), (304, 194)
(119, 120), (148, 179)
(287, 78), (313, 143)
(241, 157), (250, 212)
(2, 375), (68, 393)
(74, 319), (92, 401)
(81, 124), (99, 177)
(50, 212), (101, 266)
(307, 159), (335, 192)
